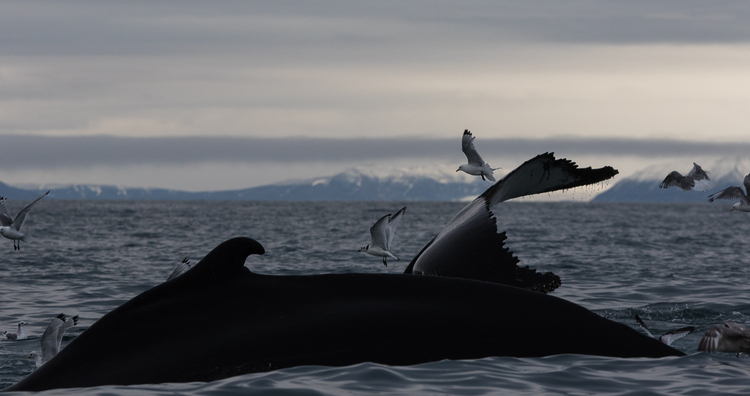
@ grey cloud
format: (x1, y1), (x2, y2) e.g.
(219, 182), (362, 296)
(3, 1), (750, 59)
(1, 135), (747, 170)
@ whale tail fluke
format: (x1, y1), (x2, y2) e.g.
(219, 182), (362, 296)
(407, 153), (617, 293)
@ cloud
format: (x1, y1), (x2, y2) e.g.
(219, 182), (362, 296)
(3, 1), (750, 59)
(2, 1), (750, 156)
(1, 135), (747, 171)
(3, 1), (750, 143)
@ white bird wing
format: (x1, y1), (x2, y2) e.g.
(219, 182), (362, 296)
(697, 326), (720, 353)
(405, 153), (618, 292)
(692, 178), (716, 192)
(708, 186), (748, 204)
(658, 326), (694, 346)
(687, 163), (715, 191)
(369, 213), (391, 250)
(56, 314), (78, 351)
(0, 198), (13, 227)
(686, 163), (708, 180)
(384, 207), (406, 250)
(634, 314), (655, 338)
(40, 314), (66, 363)
(11, 190), (50, 231)
(461, 130), (485, 166)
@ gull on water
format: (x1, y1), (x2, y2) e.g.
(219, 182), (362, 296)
(167, 257), (193, 281)
(358, 207), (406, 266)
(708, 173), (750, 212)
(4, 321), (28, 340)
(659, 163), (716, 192)
(698, 322), (750, 356)
(635, 314), (694, 346)
(27, 314), (79, 368)
(0, 190), (50, 250)
(456, 130), (498, 182)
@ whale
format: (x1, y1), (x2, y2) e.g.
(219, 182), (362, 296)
(407, 152), (618, 293)
(5, 236), (682, 392)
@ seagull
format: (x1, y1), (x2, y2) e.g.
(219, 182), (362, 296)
(358, 207), (406, 266)
(0, 190), (50, 250)
(406, 153), (618, 293)
(4, 321), (28, 340)
(456, 130), (499, 182)
(708, 173), (750, 213)
(697, 322), (750, 356)
(167, 257), (193, 281)
(659, 163), (716, 191)
(635, 314), (695, 346)
(27, 314), (79, 368)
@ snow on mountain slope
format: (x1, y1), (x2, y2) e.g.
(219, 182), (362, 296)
(593, 157), (750, 203)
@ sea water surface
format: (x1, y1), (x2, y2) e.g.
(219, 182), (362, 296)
(1, 200), (750, 395)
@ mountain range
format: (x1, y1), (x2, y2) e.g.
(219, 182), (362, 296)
(3, 158), (747, 202)
(0, 167), (490, 201)
(592, 157), (750, 203)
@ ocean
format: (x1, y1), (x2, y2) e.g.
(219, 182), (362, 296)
(1, 200), (750, 395)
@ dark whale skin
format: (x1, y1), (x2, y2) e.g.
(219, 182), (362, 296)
(4, 237), (682, 391)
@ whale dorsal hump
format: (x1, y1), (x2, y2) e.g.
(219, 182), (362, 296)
(183, 237), (265, 281)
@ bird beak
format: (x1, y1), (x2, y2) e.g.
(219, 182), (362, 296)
(731, 208), (735, 212)
(455, 169), (459, 172)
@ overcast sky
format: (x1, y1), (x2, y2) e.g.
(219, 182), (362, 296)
(2, 1), (749, 191)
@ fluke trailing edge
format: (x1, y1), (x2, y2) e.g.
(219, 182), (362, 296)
(6, 237), (680, 392)
(407, 152), (618, 293)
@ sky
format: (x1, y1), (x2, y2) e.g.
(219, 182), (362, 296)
(1, 1), (749, 191)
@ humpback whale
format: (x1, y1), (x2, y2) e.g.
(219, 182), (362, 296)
(407, 152), (618, 293)
(5, 237), (682, 391)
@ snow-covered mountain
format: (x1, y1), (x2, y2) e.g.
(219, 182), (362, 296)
(0, 166), (495, 201)
(593, 157), (750, 203)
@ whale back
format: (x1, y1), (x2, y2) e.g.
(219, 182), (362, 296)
(6, 237), (681, 391)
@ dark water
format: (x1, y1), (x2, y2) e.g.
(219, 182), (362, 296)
(2, 200), (750, 395)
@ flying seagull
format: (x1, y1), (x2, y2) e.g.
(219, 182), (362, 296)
(659, 163), (715, 191)
(4, 321), (29, 340)
(635, 314), (694, 346)
(27, 314), (79, 368)
(407, 153), (618, 293)
(0, 190), (50, 250)
(707, 173), (750, 213)
(358, 207), (406, 266)
(456, 130), (499, 182)
(698, 322), (750, 356)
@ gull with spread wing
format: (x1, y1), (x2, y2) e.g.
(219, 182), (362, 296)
(0, 190), (50, 250)
(456, 129), (498, 181)
(698, 322), (750, 356)
(708, 173), (750, 213)
(27, 314), (79, 368)
(358, 207), (406, 266)
(659, 163), (715, 191)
